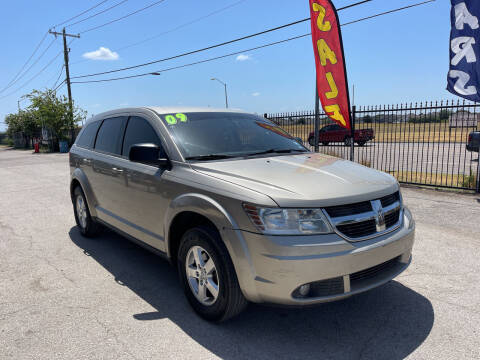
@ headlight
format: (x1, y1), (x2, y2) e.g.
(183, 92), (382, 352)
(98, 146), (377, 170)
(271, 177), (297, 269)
(243, 204), (333, 235)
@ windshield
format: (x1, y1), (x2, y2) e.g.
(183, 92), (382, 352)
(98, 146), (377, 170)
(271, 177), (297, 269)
(158, 112), (307, 160)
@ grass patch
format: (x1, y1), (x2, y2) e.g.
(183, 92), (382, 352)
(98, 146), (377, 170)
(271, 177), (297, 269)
(389, 171), (477, 190)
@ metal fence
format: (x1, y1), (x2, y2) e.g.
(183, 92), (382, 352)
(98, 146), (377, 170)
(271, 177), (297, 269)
(266, 100), (480, 192)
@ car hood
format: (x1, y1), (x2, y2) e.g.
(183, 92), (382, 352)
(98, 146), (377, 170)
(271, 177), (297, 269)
(191, 153), (399, 207)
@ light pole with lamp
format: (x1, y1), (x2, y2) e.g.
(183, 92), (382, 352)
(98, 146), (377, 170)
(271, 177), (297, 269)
(211, 78), (228, 108)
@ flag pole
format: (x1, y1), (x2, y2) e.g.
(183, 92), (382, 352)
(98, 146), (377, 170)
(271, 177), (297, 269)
(314, 84), (320, 153)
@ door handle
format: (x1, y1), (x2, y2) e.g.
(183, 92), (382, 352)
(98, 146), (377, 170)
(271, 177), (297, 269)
(82, 158), (92, 165)
(112, 167), (124, 174)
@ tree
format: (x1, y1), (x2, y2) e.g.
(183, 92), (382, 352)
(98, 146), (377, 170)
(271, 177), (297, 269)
(25, 89), (86, 142)
(4, 89), (86, 149)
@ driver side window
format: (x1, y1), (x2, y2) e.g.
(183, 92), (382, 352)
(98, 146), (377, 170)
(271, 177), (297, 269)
(122, 116), (165, 157)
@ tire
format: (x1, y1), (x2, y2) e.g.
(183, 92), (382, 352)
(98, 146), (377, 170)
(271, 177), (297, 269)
(73, 186), (101, 237)
(344, 137), (352, 146)
(177, 226), (247, 322)
(322, 142), (329, 146)
(357, 141), (366, 147)
(308, 137), (315, 147)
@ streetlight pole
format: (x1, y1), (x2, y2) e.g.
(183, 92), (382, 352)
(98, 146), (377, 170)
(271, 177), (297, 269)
(211, 78), (228, 108)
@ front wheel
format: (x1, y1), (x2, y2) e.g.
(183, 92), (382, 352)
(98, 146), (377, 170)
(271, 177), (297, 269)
(344, 137), (353, 146)
(73, 186), (101, 237)
(357, 141), (366, 147)
(177, 226), (247, 322)
(308, 137), (316, 147)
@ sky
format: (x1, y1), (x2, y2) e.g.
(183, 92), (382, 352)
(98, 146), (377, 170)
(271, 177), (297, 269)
(0, 0), (455, 131)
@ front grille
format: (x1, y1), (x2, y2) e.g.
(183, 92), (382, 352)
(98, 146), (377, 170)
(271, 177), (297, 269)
(350, 256), (401, 285)
(337, 220), (377, 238)
(381, 191), (400, 207)
(325, 201), (372, 217)
(325, 191), (402, 241)
(385, 209), (400, 228)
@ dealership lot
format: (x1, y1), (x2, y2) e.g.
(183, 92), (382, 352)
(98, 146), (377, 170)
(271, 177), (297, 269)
(0, 148), (479, 360)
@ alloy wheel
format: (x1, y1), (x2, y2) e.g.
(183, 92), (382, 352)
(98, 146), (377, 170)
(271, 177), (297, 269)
(185, 245), (220, 306)
(76, 195), (87, 229)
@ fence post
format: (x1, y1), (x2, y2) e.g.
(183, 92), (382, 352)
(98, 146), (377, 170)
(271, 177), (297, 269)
(350, 105), (356, 161)
(314, 85), (320, 152)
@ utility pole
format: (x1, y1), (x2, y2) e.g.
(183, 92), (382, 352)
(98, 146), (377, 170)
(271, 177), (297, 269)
(49, 28), (80, 143)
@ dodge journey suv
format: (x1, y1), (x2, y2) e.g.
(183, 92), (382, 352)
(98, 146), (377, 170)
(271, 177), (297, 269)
(70, 107), (415, 321)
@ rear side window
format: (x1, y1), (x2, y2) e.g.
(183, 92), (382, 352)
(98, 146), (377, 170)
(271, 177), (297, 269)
(122, 116), (163, 157)
(76, 121), (101, 148)
(94, 117), (127, 155)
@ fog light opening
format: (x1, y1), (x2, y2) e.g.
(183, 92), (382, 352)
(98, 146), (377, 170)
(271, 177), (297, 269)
(298, 284), (311, 297)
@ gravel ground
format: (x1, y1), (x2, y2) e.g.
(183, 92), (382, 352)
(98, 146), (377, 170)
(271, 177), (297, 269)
(0, 148), (479, 360)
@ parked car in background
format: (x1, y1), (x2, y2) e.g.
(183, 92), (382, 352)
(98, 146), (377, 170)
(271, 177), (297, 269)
(466, 131), (480, 152)
(308, 124), (375, 147)
(70, 107), (414, 322)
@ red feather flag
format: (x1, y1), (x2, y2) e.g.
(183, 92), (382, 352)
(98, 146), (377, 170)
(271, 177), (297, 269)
(309, 0), (352, 129)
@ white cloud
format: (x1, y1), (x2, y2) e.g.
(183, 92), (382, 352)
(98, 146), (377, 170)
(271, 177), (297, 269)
(82, 47), (119, 61)
(252, 92), (261, 97)
(236, 54), (252, 61)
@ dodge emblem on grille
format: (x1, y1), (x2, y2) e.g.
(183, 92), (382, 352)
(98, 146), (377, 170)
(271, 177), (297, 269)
(371, 200), (386, 232)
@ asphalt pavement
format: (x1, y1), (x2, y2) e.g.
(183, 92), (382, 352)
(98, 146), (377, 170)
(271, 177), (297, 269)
(0, 148), (479, 360)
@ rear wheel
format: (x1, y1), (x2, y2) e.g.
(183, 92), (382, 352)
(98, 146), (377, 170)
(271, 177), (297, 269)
(177, 226), (247, 322)
(73, 186), (101, 237)
(322, 142), (329, 146)
(357, 141), (366, 147)
(344, 137), (353, 146)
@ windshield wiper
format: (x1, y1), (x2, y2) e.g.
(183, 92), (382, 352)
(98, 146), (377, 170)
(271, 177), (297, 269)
(185, 154), (237, 161)
(244, 148), (307, 157)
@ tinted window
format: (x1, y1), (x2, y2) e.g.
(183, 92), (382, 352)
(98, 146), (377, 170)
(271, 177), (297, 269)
(76, 121), (101, 148)
(94, 117), (127, 155)
(159, 112), (306, 159)
(122, 116), (162, 157)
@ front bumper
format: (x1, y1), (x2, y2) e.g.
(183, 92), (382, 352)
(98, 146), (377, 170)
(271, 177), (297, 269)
(225, 211), (415, 305)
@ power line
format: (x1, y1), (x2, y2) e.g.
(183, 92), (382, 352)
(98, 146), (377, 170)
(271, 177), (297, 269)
(0, 37), (57, 94)
(72, 34), (311, 84)
(52, 64), (65, 89)
(0, 32), (49, 93)
(341, 0), (436, 26)
(70, 0), (248, 66)
(0, 40), (76, 101)
(67, 0), (129, 28)
(116, 0), (248, 52)
(1, 0), (111, 93)
(52, 0), (111, 28)
(71, 0), (436, 85)
(79, 0), (167, 34)
(71, 0), (373, 80)
(54, 80), (66, 92)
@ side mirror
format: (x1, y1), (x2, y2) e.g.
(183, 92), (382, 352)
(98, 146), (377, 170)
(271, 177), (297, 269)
(129, 143), (170, 167)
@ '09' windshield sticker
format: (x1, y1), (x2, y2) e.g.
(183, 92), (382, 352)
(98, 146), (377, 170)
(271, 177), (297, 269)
(164, 113), (188, 125)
